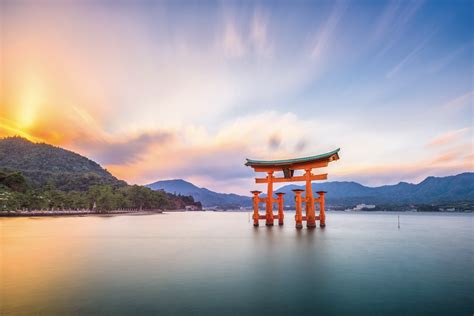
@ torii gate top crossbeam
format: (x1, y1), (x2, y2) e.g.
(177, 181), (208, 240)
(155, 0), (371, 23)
(245, 148), (340, 175)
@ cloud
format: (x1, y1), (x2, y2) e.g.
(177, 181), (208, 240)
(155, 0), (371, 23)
(0, 118), (43, 142)
(428, 45), (468, 73)
(398, 0), (425, 26)
(385, 28), (436, 79)
(310, 1), (347, 61)
(430, 149), (462, 165)
(268, 133), (281, 151)
(427, 128), (469, 148)
(250, 8), (271, 56)
(332, 145), (473, 186)
(295, 139), (307, 152)
(375, 0), (425, 59)
(76, 131), (175, 165)
(371, 0), (402, 42)
(221, 6), (272, 59)
(442, 91), (474, 110)
(223, 19), (246, 58)
(105, 111), (341, 193)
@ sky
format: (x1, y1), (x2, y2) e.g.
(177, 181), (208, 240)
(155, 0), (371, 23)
(0, 0), (473, 194)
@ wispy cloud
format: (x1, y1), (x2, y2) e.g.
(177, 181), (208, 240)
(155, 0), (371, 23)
(385, 28), (436, 78)
(371, 0), (402, 42)
(268, 133), (282, 151)
(295, 139), (307, 152)
(397, 0), (425, 28)
(0, 118), (43, 142)
(428, 44), (468, 73)
(442, 91), (474, 110)
(427, 128), (469, 148)
(250, 8), (272, 57)
(76, 131), (175, 165)
(429, 147), (464, 165)
(310, 1), (348, 61)
(333, 145), (472, 186)
(223, 18), (246, 58)
(375, 0), (425, 59)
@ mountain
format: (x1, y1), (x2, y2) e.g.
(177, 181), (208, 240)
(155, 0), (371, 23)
(0, 136), (126, 190)
(146, 179), (251, 208)
(275, 173), (474, 205)
(148, 173), (474, 208)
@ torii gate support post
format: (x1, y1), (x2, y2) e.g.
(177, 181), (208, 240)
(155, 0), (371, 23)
(305, 169), (316, 228)
(317, 191), (326, 227)
(293, 189), (304, 229)
(276, 192), (285, 225)
(266, 171), (274, 226)
(251, 190), (261, 227)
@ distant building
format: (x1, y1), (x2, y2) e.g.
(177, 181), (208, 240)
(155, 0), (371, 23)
(346, 204), (376, 211)
(185, 205), (200, 211)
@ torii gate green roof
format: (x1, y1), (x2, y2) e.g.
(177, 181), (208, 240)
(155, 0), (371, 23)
(245, 148), (340, 167)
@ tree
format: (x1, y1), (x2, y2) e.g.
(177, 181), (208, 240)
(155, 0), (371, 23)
(1, 172), (29, 193)
(0, 172), (199, 212)
(96, 186), (117, 211)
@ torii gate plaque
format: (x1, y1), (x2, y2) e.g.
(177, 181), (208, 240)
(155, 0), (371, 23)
(245, 149), (340, 228)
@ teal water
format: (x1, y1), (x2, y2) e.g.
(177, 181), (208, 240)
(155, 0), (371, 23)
(1, 212), (473, 315)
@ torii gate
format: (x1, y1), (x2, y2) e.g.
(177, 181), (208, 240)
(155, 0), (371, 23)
(245, 149), (340, 228)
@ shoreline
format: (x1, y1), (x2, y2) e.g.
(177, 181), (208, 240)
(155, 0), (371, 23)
(0, 209), (169, 217)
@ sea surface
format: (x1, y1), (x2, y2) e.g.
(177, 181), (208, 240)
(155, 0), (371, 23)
(1, 211), (473, 316)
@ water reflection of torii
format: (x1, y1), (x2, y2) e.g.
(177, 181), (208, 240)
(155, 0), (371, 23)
(245, 149), (340, 229)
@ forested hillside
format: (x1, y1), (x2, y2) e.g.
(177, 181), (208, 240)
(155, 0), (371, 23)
(0, 137), (201, 212)
(0, 136), (125, 190)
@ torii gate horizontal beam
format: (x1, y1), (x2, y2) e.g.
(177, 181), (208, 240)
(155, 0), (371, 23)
(255, 173), (328, 184)
(252, 161), (328, 172)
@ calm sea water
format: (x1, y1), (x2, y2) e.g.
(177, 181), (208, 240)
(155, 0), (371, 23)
(1, 212), (473, 316)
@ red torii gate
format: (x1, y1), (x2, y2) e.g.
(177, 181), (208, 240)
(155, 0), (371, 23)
(245, 149), (340, 228)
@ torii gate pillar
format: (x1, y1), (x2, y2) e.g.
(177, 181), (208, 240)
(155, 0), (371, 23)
(293, 189), (304, 229)
(305, 169), (316, 228)
(265, 171), (274, 226)
(317, 191), (326, 227)
(276, 192), (285, 225)
(251, 190), (261, 227)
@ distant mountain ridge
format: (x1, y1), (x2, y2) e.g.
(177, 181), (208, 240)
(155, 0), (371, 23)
(275, 172), (474, 205)
(146, 179), (251, 208)
(147, 173), (474, 207)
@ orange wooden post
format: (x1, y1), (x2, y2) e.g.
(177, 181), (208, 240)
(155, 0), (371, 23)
(317, 191), (326, 227)
(293, 189), (304, 229)
(266, 171), (274, 226)
(276, 192), (285, 225)
(305, 168), (316, 228)
(251, 190), (261, 227)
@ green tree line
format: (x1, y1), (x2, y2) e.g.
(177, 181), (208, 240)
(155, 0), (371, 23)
(0, 171), (201, 212)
